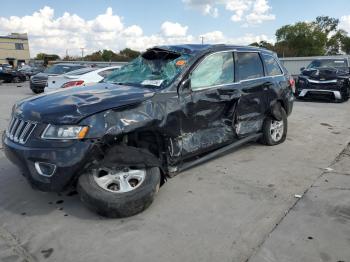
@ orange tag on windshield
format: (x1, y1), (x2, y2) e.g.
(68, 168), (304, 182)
(176, 60), (186, 66)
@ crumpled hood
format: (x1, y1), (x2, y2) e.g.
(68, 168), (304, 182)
(14, 83), (155, 124)
(301, 67), (350, 80)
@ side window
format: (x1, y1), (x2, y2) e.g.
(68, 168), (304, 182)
(236, 52), (264, 81)
(15, 43), (24, 50)
(190, 52), (234, 90)
(262, 54), (283, 76)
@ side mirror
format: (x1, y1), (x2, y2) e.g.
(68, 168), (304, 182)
(300, 67), (305, 72)
(179, 78), (191, 92)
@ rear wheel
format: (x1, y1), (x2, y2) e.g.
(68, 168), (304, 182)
(12, 77), (20, 83)
(260, 107), (287, 146)
(78, 166), (160, 218)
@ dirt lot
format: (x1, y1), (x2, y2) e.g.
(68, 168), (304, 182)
(0, 82), (349, 262)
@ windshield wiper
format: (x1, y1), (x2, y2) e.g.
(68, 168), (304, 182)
(112, 82), (139, 87)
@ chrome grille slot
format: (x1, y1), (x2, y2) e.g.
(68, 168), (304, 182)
(6, 117), (37, 144)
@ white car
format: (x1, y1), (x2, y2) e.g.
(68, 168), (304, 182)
(44, 66), (121, 93)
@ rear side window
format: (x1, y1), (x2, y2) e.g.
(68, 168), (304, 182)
(262, 54), (283, 76)
(236, 52), (264, 81)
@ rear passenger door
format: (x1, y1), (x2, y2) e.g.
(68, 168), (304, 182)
(234, 51), (269, 136)
(261, 53), (287, 101)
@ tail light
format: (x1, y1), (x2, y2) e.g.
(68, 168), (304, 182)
(62, 80), (84, 88)
(289, 77), (296, 93)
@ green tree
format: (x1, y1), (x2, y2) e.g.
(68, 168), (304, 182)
(83, 48), (140, 62)
(314, 16), (339, 35)
(35, 53), (60, 60)
(341, 36), (350, 54)
(326, 29), (347, 55)
(119, 48), (140, 59)
(249, 41), (275, 51)
(275, 22), (327, 56)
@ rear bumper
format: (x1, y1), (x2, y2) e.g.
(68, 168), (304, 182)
(30, 82), (46, 93)
(2, 133), (93, 192)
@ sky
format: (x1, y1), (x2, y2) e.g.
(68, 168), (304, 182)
(1, 0), (350, 57)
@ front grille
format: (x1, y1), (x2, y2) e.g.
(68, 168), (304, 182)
(31, 78), (47, 85)
(6, 117), (37, 144)
(308, 83), (338, 90)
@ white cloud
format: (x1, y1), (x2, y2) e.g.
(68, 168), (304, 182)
(0, 6), (274, 57)
(183, 0), (275, 25)
(339, 15), (350, 33)
(88, 7), (123, 32)
(200, 31), (274, 45)
(200, 31), (225, 43)
(160, 21), (188, 37)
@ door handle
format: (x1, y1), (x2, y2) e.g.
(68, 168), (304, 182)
(263, 82), (273, 90)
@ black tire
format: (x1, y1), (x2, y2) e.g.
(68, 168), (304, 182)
(77, 167), (161, 218)
(12, 77), (20, 83)
(31, 89), (42, 94)
(340, 87), (349, 102)
(260, 107), (288, 146)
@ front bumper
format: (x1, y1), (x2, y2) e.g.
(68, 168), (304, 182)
(2, 133), (93, 192)
(296, 78), (345, 100)
(298, 89), (342, 100)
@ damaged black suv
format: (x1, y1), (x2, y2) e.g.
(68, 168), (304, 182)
(296, 58), (350, 102)
(3, 45), (294, 217)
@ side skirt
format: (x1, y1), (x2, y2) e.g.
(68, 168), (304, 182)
(174, 133), (262, 174)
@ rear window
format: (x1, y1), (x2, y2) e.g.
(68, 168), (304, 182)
(236, 52), (264, 81)
(44, 65), (85, 74)
(262, 54), (283, 76)
(65, 68), (95, 76)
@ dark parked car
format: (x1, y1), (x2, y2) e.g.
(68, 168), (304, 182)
(296, 58), (350, 102)
(0, 65), (27, 83)
(18, 65), (45, 79)
(3, 45), (294, 217)
(30, 63), (86, 94)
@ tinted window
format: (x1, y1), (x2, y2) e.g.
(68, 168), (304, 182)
(307, 59), (348, 69)
(44, 65), (85, 74)
(262, 54), (283, 76)
(65, 68), (95, 76)
(236, 52), (264, 81)
(190, 52), (234, 90)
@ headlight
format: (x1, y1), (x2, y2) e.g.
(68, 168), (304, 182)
(42, 124), (89, 140)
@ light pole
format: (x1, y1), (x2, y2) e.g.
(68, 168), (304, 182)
(80, 47), (85, 60)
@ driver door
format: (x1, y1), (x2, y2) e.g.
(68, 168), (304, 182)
(179, 51), (240, 158)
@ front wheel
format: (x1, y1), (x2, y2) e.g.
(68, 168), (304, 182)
(12, 76), (20, 83)
(260, 107), (288, 146)
(77, 166), (161, 218)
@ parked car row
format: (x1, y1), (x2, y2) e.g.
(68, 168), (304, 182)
(30, 63), (87, 93)
(44, 66), (121, 93)
(3, 44), (295, 218)
(0, 64), (28, 83)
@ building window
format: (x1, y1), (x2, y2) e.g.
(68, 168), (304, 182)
(15, 43), (24, 50)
